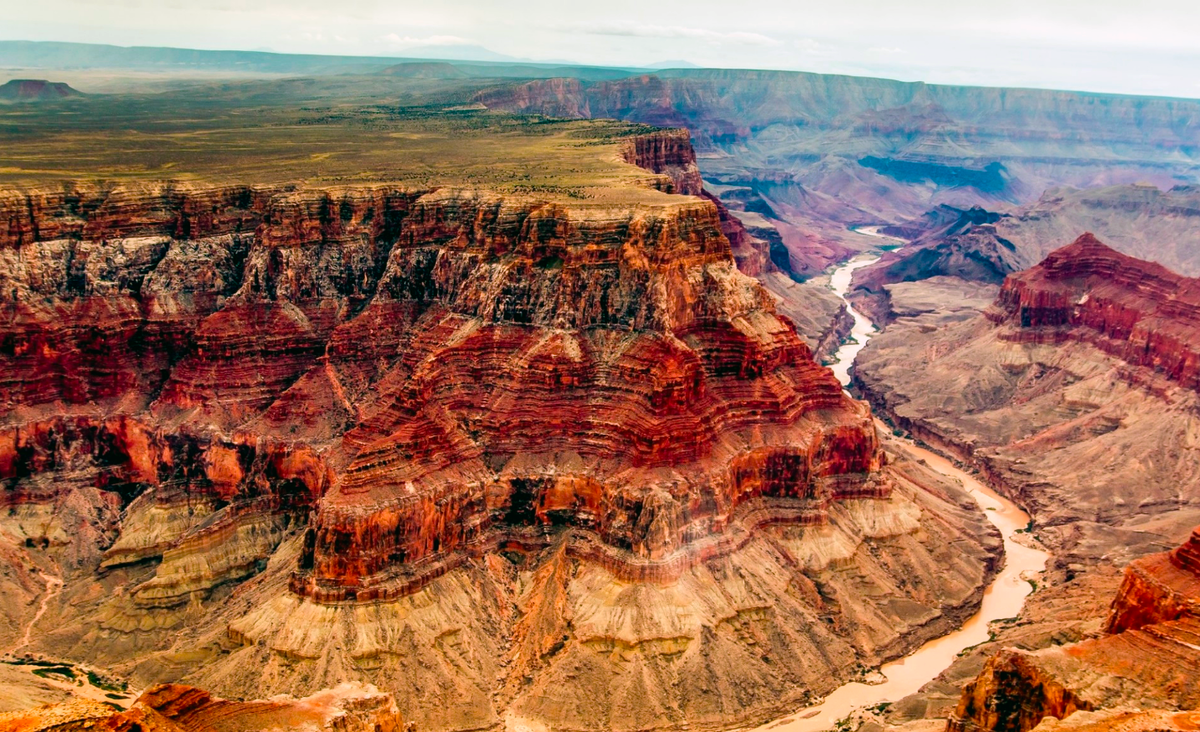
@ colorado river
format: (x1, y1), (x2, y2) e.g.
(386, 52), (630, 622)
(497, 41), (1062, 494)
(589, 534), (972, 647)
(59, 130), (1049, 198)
(748, 227), (1049, 732)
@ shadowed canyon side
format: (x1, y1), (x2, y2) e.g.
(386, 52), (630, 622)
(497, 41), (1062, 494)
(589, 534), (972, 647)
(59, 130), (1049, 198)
(849, 185), (1200, 323)
(0, 125), (1002, 732)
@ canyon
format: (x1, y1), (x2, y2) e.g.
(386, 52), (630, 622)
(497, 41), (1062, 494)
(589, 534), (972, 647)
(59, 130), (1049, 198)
(852, 236), (1200, 732)
(2, 41), (1200, 732)
(0, 111), (1002, 732)
(854, 234), (1200, 541)
(472, 71), (1200, 277)
(949, 527), (1200, 732)
(849, 185), (1200, 323)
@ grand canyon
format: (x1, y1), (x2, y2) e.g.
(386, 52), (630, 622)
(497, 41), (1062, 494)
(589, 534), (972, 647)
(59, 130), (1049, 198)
(1, 18), (1199, 732)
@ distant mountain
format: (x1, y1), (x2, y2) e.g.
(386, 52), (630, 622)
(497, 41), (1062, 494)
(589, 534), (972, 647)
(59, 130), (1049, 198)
(0, 78), (83, 102)
(0, 39), (641, 81)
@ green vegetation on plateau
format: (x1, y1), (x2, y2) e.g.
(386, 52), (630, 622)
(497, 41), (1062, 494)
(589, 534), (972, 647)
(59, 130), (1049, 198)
(0, 79), (664, 201)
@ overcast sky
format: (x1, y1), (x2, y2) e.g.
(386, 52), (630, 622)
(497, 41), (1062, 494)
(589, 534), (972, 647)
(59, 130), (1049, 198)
(5, 0), (1200, 98)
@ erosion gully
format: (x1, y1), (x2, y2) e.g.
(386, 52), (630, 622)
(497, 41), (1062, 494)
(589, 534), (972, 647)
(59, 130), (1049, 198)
(747, 227), (1049, 732)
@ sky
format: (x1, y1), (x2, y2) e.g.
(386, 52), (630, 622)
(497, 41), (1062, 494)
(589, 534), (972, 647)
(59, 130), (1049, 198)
(4, 0), (1200, 98)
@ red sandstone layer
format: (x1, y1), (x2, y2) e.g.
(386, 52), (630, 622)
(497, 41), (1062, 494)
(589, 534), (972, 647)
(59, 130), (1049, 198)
(1, 130), (885, 605)
(988, 233), (1200, 391)
(949, 526), (1200, 732)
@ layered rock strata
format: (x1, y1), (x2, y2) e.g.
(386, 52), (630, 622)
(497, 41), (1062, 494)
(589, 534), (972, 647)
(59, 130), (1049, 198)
(0, 682), (403, 732)
(850, 236), (1200, 732)
(947, 528), (1200, 732)
(0, 129), (1009, 730)
(854, 235), (1200, 534)
(986, 234), (1200, 391)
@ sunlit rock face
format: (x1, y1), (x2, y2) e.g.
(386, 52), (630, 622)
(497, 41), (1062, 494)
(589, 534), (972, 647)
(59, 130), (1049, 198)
(0, 682), (405, 732)
(0, 133), (1001, 732)
(949, 526), (1200, 732)
(988, 233), (1200, 391)
(0, 134), (888, 604)
(854, 235), (1200, 541)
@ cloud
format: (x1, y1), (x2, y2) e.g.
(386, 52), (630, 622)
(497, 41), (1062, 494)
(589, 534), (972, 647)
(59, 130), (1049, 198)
(572, 22), (780, 46)
(382, 33), (470, 47)
(793, 38), (828, 55)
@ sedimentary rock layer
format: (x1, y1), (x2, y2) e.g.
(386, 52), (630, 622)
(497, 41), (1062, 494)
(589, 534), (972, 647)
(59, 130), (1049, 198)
(948, 527), (1200, 732)
(0, 129), (1001, 732)
(986, 234), (1200, 391)
(854, 236), (1200, 535)
(0, 682), (403, 732)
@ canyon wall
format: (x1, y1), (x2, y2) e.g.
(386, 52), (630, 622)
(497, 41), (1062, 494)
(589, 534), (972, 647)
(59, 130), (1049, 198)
(851, 185), (1200, 322)
(0, 129), (1002, 731)
(854, 235), (1200, 535)
(948, 527), (1200, 732)
(986, 233), (1200, 391)
(476, 72), (1200, 277)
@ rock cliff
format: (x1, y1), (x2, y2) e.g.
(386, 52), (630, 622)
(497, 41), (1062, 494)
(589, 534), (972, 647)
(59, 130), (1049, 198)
(0, 682), (403, 732)
(852, 238), (1200, 732)
(850, 185), (1200, 324)
(854, 236), (1200, 536)
(947, 527), (1200, 732)
(986, 234), (1200, 391)
(0, 129), (1001, 731)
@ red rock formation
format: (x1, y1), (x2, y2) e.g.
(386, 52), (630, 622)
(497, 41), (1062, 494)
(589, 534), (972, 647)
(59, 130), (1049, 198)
(1106, 527), (1200, 634)
(949, 527), (1200, 732)
(988, 234), (1200, 391)
(619, 128), (705, 196)
(0, 683), (403, 732)
(0, 130), (885, 607)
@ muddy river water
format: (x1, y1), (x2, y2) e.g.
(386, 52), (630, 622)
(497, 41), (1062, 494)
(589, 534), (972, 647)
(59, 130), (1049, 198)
(747, 228), (1050, 732)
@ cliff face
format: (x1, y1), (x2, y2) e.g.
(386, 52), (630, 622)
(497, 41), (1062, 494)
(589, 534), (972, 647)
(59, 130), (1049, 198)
(853, 236), (1200, 536)
(1, 173), (883, 601)
(0, 682), (404, 732)
(948, 528), (1200, 732)
(1105, 528), (1200, 634)
(850, 186), (1200, 325)
(619, 128), (705, 196)
(987, 234), (1200, 391)
(0, 131), (1009, 731)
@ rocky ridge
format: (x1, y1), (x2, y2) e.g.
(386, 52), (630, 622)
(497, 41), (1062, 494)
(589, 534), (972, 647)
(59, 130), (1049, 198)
(854, 235), (1200, 536)
(986, 234), (1200, 391)
(0, 682), (404, 732)
(0, 128), (1002, 731)
(850, 237), (1200, 732)
(850, 185), (1200, 323)
(948, 527), (1200, 732)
